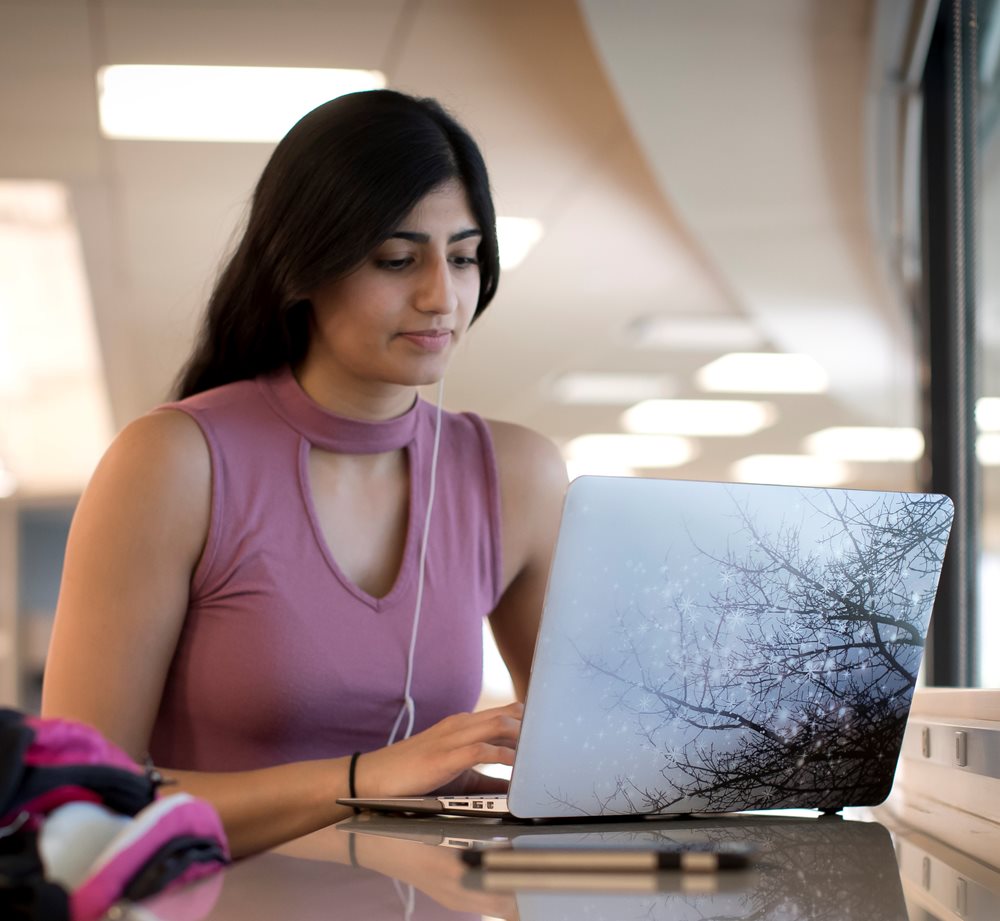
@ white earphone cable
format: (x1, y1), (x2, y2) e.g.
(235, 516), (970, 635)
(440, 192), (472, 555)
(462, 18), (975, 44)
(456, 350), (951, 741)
(387, 377), (445, 745)
(391, 878), (416, 921)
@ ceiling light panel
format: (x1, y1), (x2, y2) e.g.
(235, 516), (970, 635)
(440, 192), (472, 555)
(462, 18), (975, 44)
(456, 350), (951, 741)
(730, 454), (850, 487)
(97, 65), (386, 142)
(0, 462), (16, 499)
(803, 427), (924, 462)
(978, 433), (1000, 465)
(622, 399), (777, 436)
(563, 433), (696, 479)
(565, 458), (637, 480)
(547, 372), (674, 405)
(976, 397), (1000, 431)
(627, 314), (765, 351)
(0, 180), (114, 494)
(696, 352), (829, 394)
(496, 216), (543, 270)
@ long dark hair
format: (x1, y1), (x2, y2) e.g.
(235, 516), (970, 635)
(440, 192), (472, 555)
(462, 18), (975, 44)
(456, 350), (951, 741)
(173, 90), (500, 399)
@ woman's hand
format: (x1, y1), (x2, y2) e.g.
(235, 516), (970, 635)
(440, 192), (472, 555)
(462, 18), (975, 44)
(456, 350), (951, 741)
(433, 766), (510, 795)
(276, 830), (520, 920)
(97, 701), (522, 859)
(355, 701), (523, 799)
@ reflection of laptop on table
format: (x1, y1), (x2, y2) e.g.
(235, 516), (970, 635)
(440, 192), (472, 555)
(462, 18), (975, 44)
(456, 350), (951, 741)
(340, 476), (953, 820)
(337, 813), (909, 914)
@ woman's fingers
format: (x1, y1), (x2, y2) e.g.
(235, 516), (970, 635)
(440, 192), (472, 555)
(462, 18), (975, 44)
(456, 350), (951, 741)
(456, 741), (516, 769)
(439, 768), (510, 795)
(358, 701), (525, 798)
(438, 703), (523, 746)
(445, 715), (520, 750)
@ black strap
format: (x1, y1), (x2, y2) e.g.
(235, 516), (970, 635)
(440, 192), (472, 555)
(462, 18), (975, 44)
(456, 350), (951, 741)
(122, 835), (228, 902)
(349, 752), (362, 815)
(0, 826), (70, 921)
(0, 715), (34, 816)
(0, 879), (70, 921)
(9, 765), (156, 818)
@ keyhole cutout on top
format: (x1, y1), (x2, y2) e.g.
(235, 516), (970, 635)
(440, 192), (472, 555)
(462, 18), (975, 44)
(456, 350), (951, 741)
(306, 446), (412, 600)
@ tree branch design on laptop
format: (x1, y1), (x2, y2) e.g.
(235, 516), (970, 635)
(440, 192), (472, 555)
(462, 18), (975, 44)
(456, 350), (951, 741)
(560, 489), (952, 815)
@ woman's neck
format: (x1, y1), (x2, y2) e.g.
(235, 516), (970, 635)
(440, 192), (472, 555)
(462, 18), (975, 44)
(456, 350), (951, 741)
(293, 361), (418, 421)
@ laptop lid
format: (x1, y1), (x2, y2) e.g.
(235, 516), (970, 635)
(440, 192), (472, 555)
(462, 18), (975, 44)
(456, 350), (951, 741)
(508, 476), (954, 819)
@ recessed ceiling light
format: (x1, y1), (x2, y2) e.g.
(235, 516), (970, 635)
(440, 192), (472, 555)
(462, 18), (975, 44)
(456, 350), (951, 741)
(730, 454), (850, 487)
(0, 462), (16, 498)
(97, 65), (386, 142)
(696, 353), (828, 394)
(496, 216), (543, 270)
(0, 181), (67, 225)
(627, 314), (764, 351)
(563, 433), (697, 479)
(621, 399), (777, 436)
(978, 433), (1000, 465)
(564, 458), (637, 480)
(976, 397), (1000, 431)
(803, 427), (924, 462)
(547, 372), (674, 405)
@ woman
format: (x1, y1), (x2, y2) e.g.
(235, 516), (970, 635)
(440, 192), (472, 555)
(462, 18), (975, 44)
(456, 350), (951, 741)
(41, 90), (567, 858)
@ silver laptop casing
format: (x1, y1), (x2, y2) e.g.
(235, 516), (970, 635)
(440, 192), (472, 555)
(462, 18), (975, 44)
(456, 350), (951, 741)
(507, 476), (953, 819)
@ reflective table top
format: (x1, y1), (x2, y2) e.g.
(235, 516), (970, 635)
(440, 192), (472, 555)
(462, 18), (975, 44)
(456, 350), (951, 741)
(135, 805), (1000, 921)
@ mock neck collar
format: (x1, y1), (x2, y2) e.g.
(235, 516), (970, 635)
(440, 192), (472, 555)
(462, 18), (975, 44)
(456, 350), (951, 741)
(260, 366), (419, 454)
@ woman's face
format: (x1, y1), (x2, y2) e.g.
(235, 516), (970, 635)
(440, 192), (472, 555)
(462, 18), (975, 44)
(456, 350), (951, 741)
(304, 180), (482, 392)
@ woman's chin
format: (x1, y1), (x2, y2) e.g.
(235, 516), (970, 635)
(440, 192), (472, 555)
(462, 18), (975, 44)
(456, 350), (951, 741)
(396, 360), (450, 389)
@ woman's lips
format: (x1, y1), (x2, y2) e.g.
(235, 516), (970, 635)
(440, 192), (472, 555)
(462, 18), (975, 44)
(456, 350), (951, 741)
(399, 330), (452, 352)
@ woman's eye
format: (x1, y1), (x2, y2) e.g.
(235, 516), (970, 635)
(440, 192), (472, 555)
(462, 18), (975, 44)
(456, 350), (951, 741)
(451, 254), (480, 268)
(376, 257), (413, 270)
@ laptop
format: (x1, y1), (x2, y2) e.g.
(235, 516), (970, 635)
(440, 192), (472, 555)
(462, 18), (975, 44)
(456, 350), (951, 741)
(340, 476), (954, 820)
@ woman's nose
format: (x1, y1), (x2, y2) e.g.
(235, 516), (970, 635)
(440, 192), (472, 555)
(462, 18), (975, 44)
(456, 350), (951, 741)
(414, 256), (458, 315)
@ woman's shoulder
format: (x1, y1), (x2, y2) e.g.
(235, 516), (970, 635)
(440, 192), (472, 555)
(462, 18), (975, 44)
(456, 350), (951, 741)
(160, 377), (263, 416)
(481, 419), (568, 602)
(484, 417), (558, 458)
(156, 376), (283, 451)
(92, 375), (269, 476)
(482, 418), (568, 499)
(71, 409), (212, 575)
(99, 409), (211, 499)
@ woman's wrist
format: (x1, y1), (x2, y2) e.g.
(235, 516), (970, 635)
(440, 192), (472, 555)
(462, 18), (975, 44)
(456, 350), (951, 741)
(348, 751), (362, 813)
(347, 748), (388, 798)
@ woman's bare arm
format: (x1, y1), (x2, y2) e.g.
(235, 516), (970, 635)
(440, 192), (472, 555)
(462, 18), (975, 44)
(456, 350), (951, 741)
(159, 701), (521, 856)
(42, 410), (522, 858)
(486, 421), (568, 699)
(43, 410), (209, 754)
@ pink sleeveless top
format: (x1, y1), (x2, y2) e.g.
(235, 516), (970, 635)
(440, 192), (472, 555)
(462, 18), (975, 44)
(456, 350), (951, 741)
(148, 367), (503, 771)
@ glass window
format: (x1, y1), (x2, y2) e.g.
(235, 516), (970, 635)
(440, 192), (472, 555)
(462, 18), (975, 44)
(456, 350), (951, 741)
(979, 0), (1000, 685)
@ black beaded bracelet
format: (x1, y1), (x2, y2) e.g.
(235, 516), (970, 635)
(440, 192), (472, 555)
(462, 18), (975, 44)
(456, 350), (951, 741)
(349, 751), (361, 814)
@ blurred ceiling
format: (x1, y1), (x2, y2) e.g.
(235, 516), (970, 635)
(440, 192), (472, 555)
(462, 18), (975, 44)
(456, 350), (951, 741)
(0, 0), (937, 499)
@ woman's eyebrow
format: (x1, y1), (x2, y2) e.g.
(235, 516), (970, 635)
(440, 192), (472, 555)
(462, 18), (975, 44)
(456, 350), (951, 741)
(389, 228), (482, 244)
